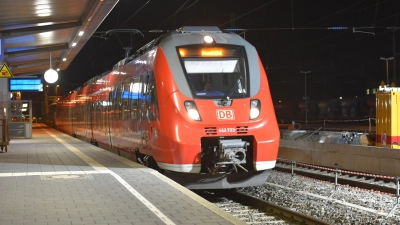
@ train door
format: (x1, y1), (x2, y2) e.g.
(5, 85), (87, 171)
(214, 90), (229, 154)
(77, 102), (85, 137)
(121, 79), (131, 136)
(71, 102), (78, 137)
(88, 100), (94, 142)
(147, 71), (159, 121)
(130, 77), (141, 144)
(67, 102), (74, 135)
(85, 99), (90, 139)
(139, 71), (159, 149)
(113, 84), (123, 141)
(138, 73), (150, 149)
(94, 95), (110, 146)
(107, 88), (114, 148)
(146, 71), (160, 156)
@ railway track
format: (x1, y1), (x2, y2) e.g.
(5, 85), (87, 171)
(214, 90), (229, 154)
(274, 159), (399, 195)
(194, 159), (400, 224)
(271, 159), (400, 221)
(198, 190), (331, 225)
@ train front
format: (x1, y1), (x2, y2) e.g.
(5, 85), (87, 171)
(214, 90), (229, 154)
(153, 27), (280, 189)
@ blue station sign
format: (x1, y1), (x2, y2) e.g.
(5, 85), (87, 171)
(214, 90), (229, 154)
(0, 38), (4, 61)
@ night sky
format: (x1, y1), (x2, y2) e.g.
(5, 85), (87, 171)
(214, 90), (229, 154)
(57, 0), (400, 102)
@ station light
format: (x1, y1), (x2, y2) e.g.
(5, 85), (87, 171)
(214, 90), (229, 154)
(44, 51), (58, 83)
(44, 69), (58, 83)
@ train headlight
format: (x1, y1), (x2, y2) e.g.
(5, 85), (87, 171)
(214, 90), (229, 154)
(184, 101), (202, 121)
(203, 35), (214, 43)
(250, 99), (261, 120)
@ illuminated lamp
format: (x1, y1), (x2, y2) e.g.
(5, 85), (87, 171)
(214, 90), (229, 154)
(44, 51), (58, 83)
(204, 35), (214, 43)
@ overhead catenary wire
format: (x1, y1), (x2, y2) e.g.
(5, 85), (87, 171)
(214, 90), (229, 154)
(217, 0), (387, 61)
(156, 0), (190, 29)
(127, 0), (199, 56)
(219, 0), (279, 28)
(78, 0), (400, 90)
(247, 0), (398, 54)
(222, 0), (372, 52)
(226, 0), (400, 74)
(291, 0), (294, 29)
(91, 0), (199, 63)
(88, 0), (152, 61)
(371, 0), (380, 27)
(118, 0), (151, 29)
(178, 0), (199, 12)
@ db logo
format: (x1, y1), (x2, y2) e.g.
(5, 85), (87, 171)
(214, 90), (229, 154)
(216, 109), (235, 120)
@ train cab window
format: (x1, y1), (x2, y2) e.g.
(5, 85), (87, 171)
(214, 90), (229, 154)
(178, 45), (248, 99)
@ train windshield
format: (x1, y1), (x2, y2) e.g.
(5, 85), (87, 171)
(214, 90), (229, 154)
(178, 45), (249, 99)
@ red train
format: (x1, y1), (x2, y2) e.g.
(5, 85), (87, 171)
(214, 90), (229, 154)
(55, 26), (280, 189)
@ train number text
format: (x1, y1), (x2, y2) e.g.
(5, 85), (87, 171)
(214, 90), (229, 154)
(218, 128), (236, 133)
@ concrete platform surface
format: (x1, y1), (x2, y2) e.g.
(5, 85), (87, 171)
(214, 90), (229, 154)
(0, 123), (245, 225)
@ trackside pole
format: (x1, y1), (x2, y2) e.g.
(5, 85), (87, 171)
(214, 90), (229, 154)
(328, 168), (340, 200)
(386, 176), (400, 218)
(285, 161), (296, 188)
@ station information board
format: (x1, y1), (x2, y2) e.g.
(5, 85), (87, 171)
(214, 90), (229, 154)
(9, 78), (43, 92)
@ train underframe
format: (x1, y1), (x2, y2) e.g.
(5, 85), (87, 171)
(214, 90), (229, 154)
(136, 135), (272, 189)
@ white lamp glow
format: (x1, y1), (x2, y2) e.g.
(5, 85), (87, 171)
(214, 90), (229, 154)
(44, 51), (58, 83)
(204, 35), (213, 43)
(44, 69), (58, 83)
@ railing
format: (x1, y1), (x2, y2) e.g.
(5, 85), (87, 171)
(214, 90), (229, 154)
(280, 118), (376, 132)
(0, 118), (9, 151)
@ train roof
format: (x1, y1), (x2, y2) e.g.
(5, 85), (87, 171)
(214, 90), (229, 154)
(177, 26), (222, 33)
(72, 26), (237, 94)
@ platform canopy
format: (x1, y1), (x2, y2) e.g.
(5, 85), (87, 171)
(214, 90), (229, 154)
(0, 0), (119, 77)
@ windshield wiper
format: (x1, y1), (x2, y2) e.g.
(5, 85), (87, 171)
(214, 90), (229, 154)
(218, 76), (243, 106)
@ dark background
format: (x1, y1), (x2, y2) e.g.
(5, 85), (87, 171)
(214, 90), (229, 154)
(55, 0), (400, 103)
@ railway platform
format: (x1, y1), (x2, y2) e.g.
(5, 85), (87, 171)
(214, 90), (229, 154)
(0, 123), (245, 225)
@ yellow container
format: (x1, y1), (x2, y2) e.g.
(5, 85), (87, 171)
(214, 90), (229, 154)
(376, 86), (400, 148)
